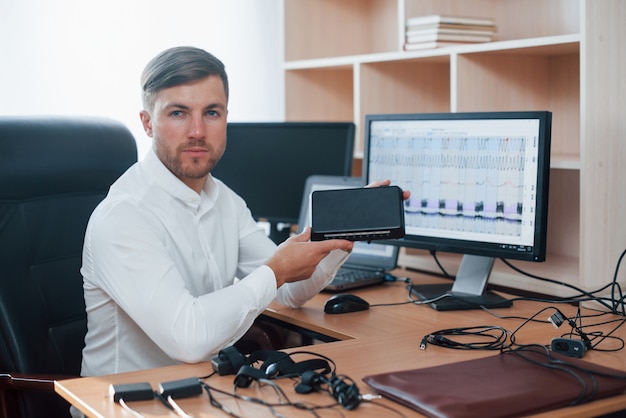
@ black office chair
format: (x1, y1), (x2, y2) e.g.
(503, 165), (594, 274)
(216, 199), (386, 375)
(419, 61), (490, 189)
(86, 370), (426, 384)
(0, 116), (137, 418)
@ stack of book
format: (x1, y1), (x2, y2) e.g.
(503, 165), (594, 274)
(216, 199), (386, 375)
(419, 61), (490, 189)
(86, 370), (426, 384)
(404, 15), (496, 51)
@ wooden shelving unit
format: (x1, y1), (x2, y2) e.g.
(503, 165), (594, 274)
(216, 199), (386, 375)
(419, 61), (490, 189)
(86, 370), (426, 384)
(283, 0), (626, 298)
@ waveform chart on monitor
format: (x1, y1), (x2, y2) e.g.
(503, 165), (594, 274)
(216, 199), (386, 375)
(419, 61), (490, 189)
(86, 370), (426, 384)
(388, 135), (530, 243)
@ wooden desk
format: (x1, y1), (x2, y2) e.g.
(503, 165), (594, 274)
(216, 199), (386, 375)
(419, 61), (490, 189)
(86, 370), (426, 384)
(56, 270), (626, 417)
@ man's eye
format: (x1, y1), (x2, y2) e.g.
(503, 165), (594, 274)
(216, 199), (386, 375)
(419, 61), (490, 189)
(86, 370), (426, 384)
(170, 110), (184, 117)
(207, 110), (219, 117)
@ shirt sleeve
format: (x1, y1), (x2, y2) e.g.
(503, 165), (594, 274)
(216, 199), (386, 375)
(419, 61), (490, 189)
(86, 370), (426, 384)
(275, 248), (350, 307)
(84, 201), (278, 364)
(235, 219), (351, 308)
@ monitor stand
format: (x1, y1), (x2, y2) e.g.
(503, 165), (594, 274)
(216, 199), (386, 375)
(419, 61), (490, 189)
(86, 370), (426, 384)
(411, 254), (512, 311)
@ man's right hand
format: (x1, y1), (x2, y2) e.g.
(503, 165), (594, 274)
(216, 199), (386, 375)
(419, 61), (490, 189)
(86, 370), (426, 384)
(265, 227), (353, 288)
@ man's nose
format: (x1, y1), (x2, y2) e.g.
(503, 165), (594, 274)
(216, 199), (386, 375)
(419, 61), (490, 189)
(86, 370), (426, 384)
(188, 114), (206, 138)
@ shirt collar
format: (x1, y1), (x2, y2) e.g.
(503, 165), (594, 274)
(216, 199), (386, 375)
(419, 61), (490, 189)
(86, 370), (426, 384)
(141, 148), (218, 211)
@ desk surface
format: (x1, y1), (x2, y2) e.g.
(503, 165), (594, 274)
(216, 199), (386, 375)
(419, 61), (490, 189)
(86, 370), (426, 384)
(56, 270), (626, 417)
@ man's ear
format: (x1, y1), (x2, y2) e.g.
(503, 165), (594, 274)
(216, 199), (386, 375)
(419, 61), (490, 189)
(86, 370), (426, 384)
(139, 110), (153, 137)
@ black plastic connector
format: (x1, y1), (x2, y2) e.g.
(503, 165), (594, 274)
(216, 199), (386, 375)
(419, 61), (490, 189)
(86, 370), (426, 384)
(109, 382), (154, 402)
(158, 377), (202, 399)
(548, 310), (566, 328)
(420, 335), (429, 350)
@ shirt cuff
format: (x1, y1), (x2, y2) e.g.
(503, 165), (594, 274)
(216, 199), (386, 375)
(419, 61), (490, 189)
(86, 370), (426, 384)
(239, 264), (277, 308)
(318, 248), (351, 278)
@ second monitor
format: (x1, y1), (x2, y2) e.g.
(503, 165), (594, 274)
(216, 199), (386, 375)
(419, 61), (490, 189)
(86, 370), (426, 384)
(212, 122), (355, 244)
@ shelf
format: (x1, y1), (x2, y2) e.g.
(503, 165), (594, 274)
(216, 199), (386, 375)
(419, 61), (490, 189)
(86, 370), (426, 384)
(284, 35), (580, 70)
(551, 155), (580, 170)
(286, 34), (581, 162)
(283, 0), (626, 298)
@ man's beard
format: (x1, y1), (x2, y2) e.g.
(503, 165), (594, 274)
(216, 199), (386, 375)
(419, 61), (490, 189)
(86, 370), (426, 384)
(156, 139), (223, 180)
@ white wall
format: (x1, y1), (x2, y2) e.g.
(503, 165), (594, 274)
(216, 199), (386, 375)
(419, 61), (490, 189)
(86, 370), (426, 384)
(0, 0), (284, 157)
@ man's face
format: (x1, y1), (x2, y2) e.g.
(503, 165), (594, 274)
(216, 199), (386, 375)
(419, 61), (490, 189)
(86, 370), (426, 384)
(140, 75), (228, 193)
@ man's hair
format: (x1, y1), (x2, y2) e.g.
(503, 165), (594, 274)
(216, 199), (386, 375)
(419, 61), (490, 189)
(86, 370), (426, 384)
(141, 46), (229, 110)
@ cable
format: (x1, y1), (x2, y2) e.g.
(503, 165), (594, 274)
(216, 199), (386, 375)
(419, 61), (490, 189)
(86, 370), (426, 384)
(424, 246), (626, 315)
(500, 251), (626, 315)
(369, 277), (441, 307)
(420, 325), (511, 351)
(405, 280), (454, 305)
(505, 343), (626, 406)
(167, 396), (194, 418)
(199, 370), (216, 379)
(511, 306), (624, 353)
(200, 349), (404, 417)
(430, 250), (454, 278)
(480, 305), (552, 323)
(366, 277), (452, 308)
(574, 315), (626, 352)
(505, 344), (593, 405)
(201, 379), (333, 418)
(500, 259), (613, 303)
(201, 381), (244, 418)
(609, 249), (626, 315)
(118, 398), (145, 418)
(420, 305), (619, 353)
(506, 306), (565, 348)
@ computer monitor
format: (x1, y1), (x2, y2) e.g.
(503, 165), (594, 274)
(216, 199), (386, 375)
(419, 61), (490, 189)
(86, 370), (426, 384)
(363, 111), (552, 310)
(212, 122), (355, 243)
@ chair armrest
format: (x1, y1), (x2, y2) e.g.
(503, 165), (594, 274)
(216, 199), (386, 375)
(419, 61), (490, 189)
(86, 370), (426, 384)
(0, 372), (75, 392)
(1, 373), (77, 418)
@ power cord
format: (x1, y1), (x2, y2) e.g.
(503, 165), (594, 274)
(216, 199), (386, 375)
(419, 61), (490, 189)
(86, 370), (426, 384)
(117, 399), (145, 418)
(499, 258), (623, 312)
(500, 248), (626, 315)
(430, 249), (454, 279)
(369, 276), (453, 308)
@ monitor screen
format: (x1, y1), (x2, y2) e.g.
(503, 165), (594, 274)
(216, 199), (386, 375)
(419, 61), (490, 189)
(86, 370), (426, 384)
(212, 122), (355, 243)
(363, 111), (552, 310)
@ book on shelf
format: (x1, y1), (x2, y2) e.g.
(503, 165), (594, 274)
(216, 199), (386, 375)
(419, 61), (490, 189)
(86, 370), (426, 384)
(406, 32), (493, 44)
(404, 14), (496, 49)
(407, 22), (497, 32)
(406, 27), (495, 38)
(406, 14), (495, 29)
(403, 41), (473, 51)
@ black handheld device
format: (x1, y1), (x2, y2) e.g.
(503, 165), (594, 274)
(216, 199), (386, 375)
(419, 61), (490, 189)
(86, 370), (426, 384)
(310, 186), (405, 242)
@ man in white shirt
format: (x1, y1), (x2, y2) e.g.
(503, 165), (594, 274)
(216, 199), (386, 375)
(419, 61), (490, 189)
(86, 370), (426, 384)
(79, 46), (357, 377)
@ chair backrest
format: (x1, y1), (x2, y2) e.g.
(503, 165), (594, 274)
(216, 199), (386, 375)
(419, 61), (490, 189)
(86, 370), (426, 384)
(0, 116), (137, 417)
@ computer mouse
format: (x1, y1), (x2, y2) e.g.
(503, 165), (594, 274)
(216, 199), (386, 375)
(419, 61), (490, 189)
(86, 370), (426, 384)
(324, 293), (370, 314)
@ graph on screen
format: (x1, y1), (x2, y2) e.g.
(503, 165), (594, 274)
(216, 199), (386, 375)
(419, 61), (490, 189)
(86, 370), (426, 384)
(367, 118), (541, 248)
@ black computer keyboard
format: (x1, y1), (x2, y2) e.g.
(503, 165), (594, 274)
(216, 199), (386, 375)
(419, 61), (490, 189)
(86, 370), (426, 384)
(334, 268), (385, 283)
(325, 267), (387, 291)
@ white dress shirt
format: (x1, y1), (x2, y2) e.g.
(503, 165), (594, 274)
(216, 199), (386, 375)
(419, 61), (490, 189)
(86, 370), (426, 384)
(80, 149), (348, 377)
